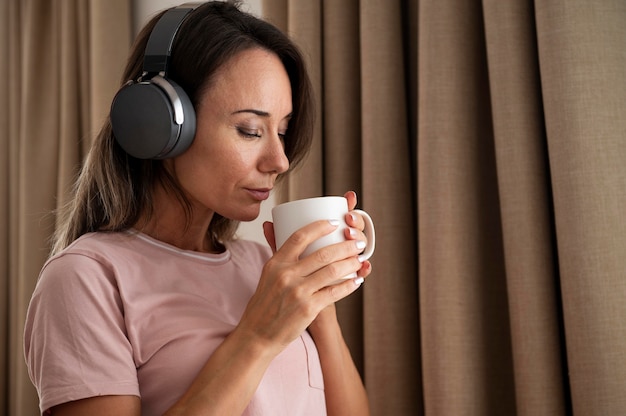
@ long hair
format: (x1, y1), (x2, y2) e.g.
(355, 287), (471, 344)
(51, 1), (314, 255)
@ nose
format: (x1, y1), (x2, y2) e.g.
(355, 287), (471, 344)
(261, 134), (290, 174)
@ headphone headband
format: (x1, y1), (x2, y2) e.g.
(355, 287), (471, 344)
(143, 4), (200, 74)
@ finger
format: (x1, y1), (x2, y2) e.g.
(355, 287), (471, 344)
(312, 256), (365, 288)
(345, 211), (366, 232)
(344, 226), (366, 243)
(276, 219), (340, 260)
(300, 239), (366, 283)
(344, 190), (357, 210)
(314, 274), (365, 306)
(263, 221), (277, 253)
(356, 259), (373, 278)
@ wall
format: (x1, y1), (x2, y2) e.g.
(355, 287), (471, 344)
(132, 0), (273, 246)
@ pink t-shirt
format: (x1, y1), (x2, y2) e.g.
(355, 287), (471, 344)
(24, 231), (326, 415)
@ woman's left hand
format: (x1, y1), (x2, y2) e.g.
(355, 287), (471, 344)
(308, 191), (372, 335)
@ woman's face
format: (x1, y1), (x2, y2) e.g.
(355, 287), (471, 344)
(170, 48), (292, 222)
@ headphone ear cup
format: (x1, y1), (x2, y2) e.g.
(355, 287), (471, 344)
(165, 79), (196, 158)
(110, 77), (196, 159)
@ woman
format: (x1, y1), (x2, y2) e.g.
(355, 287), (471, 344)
(24, 1), (371, 415)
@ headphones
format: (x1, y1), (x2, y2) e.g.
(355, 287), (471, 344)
(110, 4), (200, 159)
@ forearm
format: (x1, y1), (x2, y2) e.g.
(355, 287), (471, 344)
(165, 327), (280, 416)
(309, 317), (370, 416)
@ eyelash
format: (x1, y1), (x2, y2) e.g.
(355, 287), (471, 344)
(237, 128), (287, 141)
(237, 128), (262, 139)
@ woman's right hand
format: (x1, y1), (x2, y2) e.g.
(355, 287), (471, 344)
(235, 219), (364, 352)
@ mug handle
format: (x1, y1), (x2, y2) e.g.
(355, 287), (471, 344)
(353, 209), (375, 260)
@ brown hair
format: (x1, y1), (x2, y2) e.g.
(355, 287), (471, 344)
(51, 1), (314, 255)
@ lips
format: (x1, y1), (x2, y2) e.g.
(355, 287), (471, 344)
(245, 188), (272, 201)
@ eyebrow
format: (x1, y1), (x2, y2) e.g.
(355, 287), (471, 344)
(232, 109), (269, 117)
(232, 109), (293, 119)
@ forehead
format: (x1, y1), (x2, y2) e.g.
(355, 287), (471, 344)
(198, 48), (292, 111)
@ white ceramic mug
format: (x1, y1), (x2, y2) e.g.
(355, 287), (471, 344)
(271, 196), (375, 280)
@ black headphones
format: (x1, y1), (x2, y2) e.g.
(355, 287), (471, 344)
(110, 4), (200, 159)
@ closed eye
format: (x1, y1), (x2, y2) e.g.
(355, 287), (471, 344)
(237, 127), (262, 138)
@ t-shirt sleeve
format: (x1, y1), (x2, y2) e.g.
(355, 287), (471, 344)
(24, 252), (140, 414)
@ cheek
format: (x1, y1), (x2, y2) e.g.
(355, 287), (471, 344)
(170, 138), (218, 188)
(174, 139), (252, 192)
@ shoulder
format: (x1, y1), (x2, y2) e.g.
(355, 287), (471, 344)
(37, 232), (139, 294)
(61, 231), (142, 258)
(44, 231), (155, 270)
(48, 231), (137, 262)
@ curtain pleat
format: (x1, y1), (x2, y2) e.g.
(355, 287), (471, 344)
(359, 2), (420, 415)
(483, 1), (567, 414)
(0, 1), (21, 413)
(417, 0), (516, 414)
(536, 1), (626, 414)
(1, 1), (131, 414)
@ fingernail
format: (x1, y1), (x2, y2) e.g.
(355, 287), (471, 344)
(357, 254), (368, 263)
(348, 213), (357, 223)
(354, 277), (364, 286)
(349, 228), (358, 238)
(328, 219), (340, 226)
(355, 240), (366, 250)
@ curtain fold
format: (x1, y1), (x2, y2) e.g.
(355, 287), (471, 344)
(0, 1), (20, 412)
(483, 1), (567, 414)
(536, 1), (626, 414)
(264, 0), (626, 415)
(418, 0), (516, 413)
(1, 1), (131, 414)
(359, 2), (421, 415)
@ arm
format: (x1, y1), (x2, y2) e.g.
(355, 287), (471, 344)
(50, 324), (281, 416)
(50, 328), (280, 416)
(308, 307), (371, 416)
(164, 324), (281, 415)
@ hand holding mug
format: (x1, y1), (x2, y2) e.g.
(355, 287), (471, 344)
(270, 194), (376, 284)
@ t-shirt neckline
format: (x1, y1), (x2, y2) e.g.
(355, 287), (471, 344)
(128, 229), (231, 264)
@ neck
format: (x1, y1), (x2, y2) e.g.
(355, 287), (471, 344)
(135, 183), (219, 253)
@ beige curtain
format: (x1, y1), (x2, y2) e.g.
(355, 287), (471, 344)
(0, 1), (131, 414)
(264, 0), (626, 415)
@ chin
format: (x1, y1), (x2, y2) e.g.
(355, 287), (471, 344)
(237, 215), (260, 223)
(226, 206), (262, 223)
